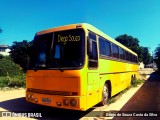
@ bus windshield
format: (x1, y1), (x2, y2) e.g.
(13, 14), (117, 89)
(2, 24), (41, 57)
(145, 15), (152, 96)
(29, 29), (85, 69)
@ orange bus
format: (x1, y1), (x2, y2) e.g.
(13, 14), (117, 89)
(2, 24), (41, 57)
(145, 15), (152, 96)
(26, 23), (138, 111)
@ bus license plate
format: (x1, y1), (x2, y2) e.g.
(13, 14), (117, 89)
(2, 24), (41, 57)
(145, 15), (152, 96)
(42, 98), (51, 103)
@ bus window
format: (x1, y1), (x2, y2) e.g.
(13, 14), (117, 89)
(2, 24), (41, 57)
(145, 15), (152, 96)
(30, 29), (85, 69)
(99, 37), (111, 57)
(119, 48), (124, 60)
(30, 33), (53, 68)
(51, 29), (85, 68)
(105, 40), (111, 56)
(99, 37), (105, 56)
(112, 44), (119, 59)
(54, 45), (60, 59)
(88, 32), (98, 68)
(126, 51), (129, 61)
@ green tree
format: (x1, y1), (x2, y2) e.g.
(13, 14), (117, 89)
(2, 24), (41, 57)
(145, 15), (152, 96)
(10, 40), (33, 71)
(115, 34), (151, 64)
(141, 47), (152, 65)
(115, 34), (140, 54)
(154, 44), (160, 70)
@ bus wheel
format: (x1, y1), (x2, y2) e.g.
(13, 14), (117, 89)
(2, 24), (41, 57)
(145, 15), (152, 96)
(101, 83), (109, 105)
(131, 76), (136, 85)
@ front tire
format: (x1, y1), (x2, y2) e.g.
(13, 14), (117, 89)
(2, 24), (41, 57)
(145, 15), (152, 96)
(100, 83), (109, 105)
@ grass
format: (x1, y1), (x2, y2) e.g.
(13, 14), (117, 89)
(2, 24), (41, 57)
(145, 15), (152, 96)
(108, 97), (117, 104)
(0, 74), (26, 89)
(108, 79), (144, 104)
(131, 79), (145, 87)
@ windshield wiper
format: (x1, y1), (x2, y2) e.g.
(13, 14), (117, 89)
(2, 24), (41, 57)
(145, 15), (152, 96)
(55, 61), (64, 72)
(33, 64), (47, 71)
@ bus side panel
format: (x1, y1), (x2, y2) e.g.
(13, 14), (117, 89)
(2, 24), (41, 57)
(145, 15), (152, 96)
(79, 68), (88, 110)
(99, 59), (138, 97)
(86, 72), (99, 109)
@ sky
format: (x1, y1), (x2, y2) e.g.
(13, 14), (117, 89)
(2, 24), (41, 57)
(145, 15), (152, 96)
(0, 0), (160, 53)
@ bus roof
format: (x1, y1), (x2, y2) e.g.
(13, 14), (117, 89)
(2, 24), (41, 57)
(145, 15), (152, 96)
(36, 23), (137, 56)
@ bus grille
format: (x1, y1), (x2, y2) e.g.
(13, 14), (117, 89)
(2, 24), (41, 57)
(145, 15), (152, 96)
(27, 88), (78, 96)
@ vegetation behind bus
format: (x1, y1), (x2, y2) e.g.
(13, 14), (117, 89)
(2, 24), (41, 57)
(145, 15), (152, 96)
(10, 40), (33, 71)
(115, 34), (152, 65)
(154, 44), (160, 70)
(0, 56), (25, 88)
(0, 40), (31, 88)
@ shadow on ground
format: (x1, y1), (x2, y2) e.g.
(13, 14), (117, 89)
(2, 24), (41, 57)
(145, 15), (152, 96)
(113, 71), (160, 120)
(0, 97), (93, 120)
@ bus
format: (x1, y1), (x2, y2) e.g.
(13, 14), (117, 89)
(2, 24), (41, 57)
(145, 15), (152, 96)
(26, 23), (138, 111)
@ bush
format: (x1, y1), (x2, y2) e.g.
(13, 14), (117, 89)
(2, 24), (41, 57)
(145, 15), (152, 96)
(0, 77), (9, 87)
(0, 75), (25, 88)
(9, 75), (26, 87)
(0, 56), (26, 88)
(0, 54), (3, 59)
(8, 79), (25, 87)
(131, 79), (144, 87)
(0, 56), (23, 77)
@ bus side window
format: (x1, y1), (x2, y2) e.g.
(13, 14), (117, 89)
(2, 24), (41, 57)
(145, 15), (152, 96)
(99, 37), (111, 57)
(112, 44), (119, 59)
(54, 45), (60, 59)
(88, 32), (98, 68)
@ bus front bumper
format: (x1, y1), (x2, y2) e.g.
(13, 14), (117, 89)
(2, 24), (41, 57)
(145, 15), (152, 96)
(26, 91), (87, 111)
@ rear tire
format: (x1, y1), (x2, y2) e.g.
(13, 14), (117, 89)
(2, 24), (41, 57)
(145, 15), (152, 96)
(100, 83), (109, 105)
(131, 76), (136, 85)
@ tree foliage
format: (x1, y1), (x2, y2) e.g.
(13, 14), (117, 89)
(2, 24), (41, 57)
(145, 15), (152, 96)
(140, 47), (152, 65)
(115, 34), (140, 53)
(10, 40), (33, 71)
(154, 44), (160, 69)
(115, 34), (151, 64)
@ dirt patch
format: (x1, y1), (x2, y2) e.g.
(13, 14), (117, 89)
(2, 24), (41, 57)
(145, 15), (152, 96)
(139, 68), (154, 80)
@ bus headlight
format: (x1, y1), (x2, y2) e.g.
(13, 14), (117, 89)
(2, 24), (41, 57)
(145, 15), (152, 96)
(31, 95), (34, 100)
(34, 98), (38, 102)
(70, 99), (77, 107)
(63, 99), (70, 106)
(27, 94), (31, 99)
